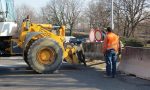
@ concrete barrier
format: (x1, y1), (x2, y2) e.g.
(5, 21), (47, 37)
(118, 46), (150, 80)
(82, 42), (104, 59)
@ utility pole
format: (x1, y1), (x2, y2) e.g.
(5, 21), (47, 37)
(111, 0), (114, 30)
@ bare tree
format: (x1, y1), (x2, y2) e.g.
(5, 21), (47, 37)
(15, 5), (37, 29)
(114, 0), (150, 37)
(86, 0), (111, 29)
(86, 0), (150, 38)
(40, 0), (82, 35)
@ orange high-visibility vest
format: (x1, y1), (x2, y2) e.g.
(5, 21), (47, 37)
(103, 32), (119, 53)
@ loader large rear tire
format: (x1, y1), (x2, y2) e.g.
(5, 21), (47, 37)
(24, 52), (29, 66)
(27, 38), (63, 73)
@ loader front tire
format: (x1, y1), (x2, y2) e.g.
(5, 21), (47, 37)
(27, 38), (63, 73)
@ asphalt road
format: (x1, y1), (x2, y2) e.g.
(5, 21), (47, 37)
(0, 57), (149, 90)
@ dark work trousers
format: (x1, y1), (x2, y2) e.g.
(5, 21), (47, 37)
(105, 49), (117, 77)
(77, 50), (86, 66)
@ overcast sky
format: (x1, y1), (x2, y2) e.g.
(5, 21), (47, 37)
(14, 0), (50, 9)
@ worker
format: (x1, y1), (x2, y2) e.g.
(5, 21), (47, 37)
(103, 27), (120, 78)
(23, 15), (30, 30)
(76, 43), (86, 66)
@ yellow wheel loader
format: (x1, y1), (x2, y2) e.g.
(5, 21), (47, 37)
(0, 0), (86, 73)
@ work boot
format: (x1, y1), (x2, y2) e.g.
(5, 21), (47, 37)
(83, 61), (87, 67)
(112, 75), (116, 78)
(103, 75), (111, 78)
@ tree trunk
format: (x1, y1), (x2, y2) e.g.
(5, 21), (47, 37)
(69, 24), (74, 36)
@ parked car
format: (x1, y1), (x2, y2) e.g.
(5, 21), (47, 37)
(65, 36), (86, 44)
(65, 36), (76, 43)
(69, 38), (86, 44)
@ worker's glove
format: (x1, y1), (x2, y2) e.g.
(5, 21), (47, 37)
(118, 49), (122, 55)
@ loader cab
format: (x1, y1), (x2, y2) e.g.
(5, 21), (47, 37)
(0, 0), (17, 37)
